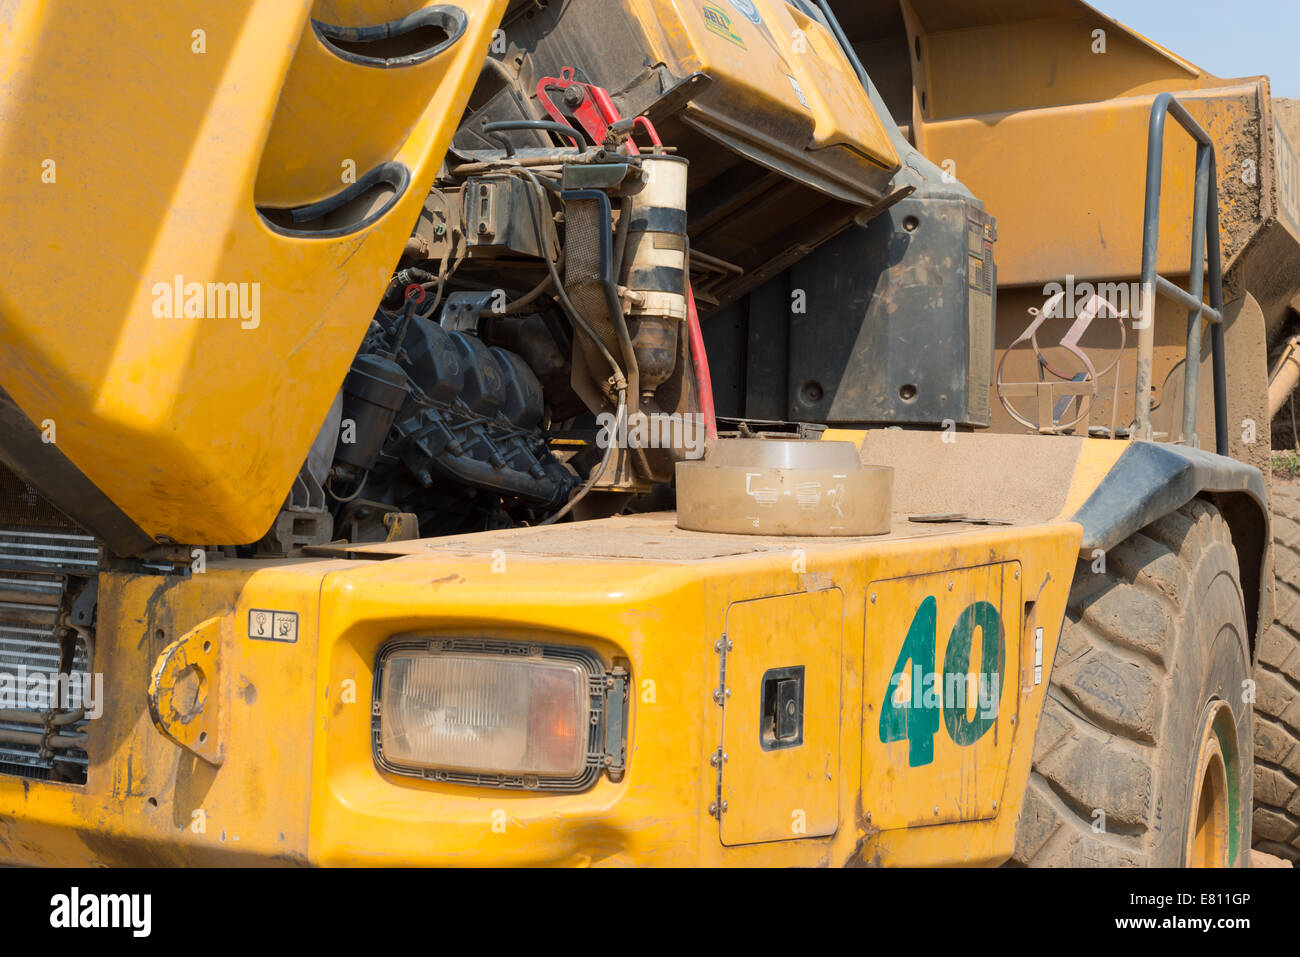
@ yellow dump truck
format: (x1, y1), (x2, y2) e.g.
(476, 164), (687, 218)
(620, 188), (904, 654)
(0, 0), (1297, 867)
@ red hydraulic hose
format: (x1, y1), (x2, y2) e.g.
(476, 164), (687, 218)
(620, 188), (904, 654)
(686, 282), (717, 443)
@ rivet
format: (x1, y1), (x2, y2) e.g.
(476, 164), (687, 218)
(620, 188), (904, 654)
(933, 806), (940, 816)
(870, 593), (877, 604)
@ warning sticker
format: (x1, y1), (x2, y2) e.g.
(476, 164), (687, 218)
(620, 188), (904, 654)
(248, 608), (298, 643)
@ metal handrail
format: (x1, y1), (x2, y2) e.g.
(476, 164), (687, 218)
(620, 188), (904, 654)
(1134, 92), (1228, 455)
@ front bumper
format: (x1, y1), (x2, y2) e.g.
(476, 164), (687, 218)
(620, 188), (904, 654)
(0, 513), (1079, 867)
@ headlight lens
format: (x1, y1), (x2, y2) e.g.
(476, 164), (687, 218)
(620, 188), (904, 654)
(379, 651), (589, 778)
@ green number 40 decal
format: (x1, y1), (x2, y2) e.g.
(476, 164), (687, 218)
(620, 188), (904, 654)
(878, 596), (1003, 767)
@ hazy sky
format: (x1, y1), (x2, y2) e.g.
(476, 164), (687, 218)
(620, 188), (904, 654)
(1098, 0), (1300, 99)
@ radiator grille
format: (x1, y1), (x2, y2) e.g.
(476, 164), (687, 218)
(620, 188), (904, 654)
(0, 528), (98, 783)
(0, 462), (75, 530)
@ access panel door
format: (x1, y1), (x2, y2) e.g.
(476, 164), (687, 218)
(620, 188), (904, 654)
(719, 588), (843, 846)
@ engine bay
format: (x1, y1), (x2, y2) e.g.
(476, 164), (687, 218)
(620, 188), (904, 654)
(247, 0), (914, 552)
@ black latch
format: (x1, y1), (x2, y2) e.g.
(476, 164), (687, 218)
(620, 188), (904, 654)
(760, 666), (804, 751)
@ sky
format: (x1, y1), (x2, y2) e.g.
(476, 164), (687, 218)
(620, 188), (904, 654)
(1098, 0), (1300, 99)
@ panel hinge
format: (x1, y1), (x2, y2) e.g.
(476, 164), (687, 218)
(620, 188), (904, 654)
(709, 634), (732, 819)
(712, 634), (731, 706)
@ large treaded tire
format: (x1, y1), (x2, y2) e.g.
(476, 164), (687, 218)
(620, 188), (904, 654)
(1012, 500), (1253, 866)
(1256, 485), (1300, 861)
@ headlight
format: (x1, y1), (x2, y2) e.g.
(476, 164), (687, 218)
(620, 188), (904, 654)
(372, 639), (627, 791)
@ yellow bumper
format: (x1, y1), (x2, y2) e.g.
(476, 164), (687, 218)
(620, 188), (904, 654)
(0, 513), (1079, 867)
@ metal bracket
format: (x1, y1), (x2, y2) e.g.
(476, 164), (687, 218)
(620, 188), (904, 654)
(603, 666), (629, 780)
(382, 511), (420, 542)
(147, 616), (223, 766)
(440, 291), (496, 333)
(996, 291), (1126, 435)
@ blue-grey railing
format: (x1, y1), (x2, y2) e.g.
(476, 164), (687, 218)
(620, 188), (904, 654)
(1134, 92), (1228, 456)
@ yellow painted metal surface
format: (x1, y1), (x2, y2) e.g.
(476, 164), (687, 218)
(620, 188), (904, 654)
(864, 563), (1021, 829)
(1058, 438), (1128, 519)
(922, 86), (1263, 288)
(0, 561), (345, 864)
(719, 589), (842, 846)
(0, 0), (507, 544)
(634, 0), (899, 176)
(0, 514), (1079, 867)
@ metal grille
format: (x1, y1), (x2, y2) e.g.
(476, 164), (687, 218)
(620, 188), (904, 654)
(0, 613), (91, 778)
(0, 528), (98, 574)
(0, 527), (98, 783)
(0, 462), (75, 530)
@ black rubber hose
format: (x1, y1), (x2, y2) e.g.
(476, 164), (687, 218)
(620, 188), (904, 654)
(482, 120), (591, 156)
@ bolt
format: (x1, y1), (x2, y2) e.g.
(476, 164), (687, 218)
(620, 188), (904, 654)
(870, 593), (877, 604)
(992, 800), (998, 810)
(563, 86), (585, 107)
(726, 639), (734, 651)
(709, 802), (718, 816)
(1014, 568), (1020, 580)
(433, 223), (447, 237)
(933, 806), (940, 816)
(721, 801), (728, 813)
(947, 581), (953, 591)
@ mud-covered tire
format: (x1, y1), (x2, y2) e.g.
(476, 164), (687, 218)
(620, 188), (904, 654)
(1256, 485), (1300, 861)
(1012, 500), (1253, 866)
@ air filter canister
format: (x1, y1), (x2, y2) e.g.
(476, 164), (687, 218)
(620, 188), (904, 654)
(676, 439), (892, 536)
